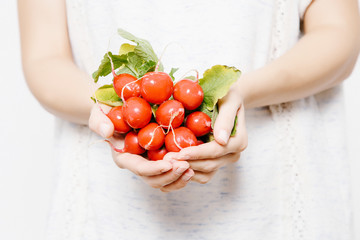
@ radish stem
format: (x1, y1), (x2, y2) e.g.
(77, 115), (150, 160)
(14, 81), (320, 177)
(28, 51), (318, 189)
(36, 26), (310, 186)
(176, 69), (199, 83)
(107, 52), (117, 77)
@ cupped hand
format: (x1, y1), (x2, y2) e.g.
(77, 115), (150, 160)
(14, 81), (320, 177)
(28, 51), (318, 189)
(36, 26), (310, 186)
(168, 82), (248, 184)
(88, 103), (193, 192)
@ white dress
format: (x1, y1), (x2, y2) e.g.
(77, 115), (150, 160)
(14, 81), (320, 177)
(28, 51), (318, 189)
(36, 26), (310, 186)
(46, 0), (353, 239)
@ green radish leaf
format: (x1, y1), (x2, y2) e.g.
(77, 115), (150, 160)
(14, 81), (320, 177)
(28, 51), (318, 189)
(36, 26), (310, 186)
(137, 60), (156, 77)
(119, 43), (136, 55)
(230, 116), (238, 137)
(92, 84), (123, 106)
(92, 52), (128, 83)
(126, 52), (156, 77)
(199, 103), (212, 119)
(211, 104), (219, 129)
(199, 65), (241, 111)
(116, 65), (137, 76)
(169, 68), (179, 81)
(117, 28), (159, 64)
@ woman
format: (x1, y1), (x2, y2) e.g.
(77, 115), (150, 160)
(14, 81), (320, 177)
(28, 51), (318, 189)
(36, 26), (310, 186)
(18, 0), (360, 239)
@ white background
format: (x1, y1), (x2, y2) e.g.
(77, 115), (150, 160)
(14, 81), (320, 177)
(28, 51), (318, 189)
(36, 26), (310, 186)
(0, 1), (359, 239)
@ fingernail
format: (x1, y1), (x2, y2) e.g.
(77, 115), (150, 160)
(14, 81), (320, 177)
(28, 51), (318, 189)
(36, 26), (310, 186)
(182, 171), (194, 181)
(175, 167), (187, 175)
(100, 123), (111, 138)
(218, 130), (230, 144)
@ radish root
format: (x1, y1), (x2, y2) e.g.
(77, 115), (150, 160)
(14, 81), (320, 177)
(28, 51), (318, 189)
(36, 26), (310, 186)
(104, 139), (125, 153)
(155, 42), (186, 72)
(145, 125), (165, 149)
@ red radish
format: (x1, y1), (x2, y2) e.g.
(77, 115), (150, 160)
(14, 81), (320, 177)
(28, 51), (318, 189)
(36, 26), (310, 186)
(105, 131), (145, 154)
(156, 100), (185, 129)
(173, 79), (204, 110)
(106, 106), (131, 134)
(123, 97), (152, 129)
(185, 111), (212, 137)
(147, 147), (168, 161)
(138, 123), (165, 150)
(165, 127), (197, 152)
(123, 131), (145, 154)
(113, 73), (141, 100)
(141, 72), (173, 104)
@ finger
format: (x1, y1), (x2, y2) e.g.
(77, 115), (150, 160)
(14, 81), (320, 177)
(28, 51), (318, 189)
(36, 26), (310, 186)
(226, 107), (248, 153)
(213, 90), (242, 145)
(190, 170), (217, 184)
(142, 160), (190, 188)
(88, 104), (114, 138)
(160, 168), (194, 192)
(188, 153), (240, 172)
(171, 141), (232, 160)
(112, 151), (172, 176)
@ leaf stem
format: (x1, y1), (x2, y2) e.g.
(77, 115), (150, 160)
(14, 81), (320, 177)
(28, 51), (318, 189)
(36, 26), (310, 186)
(107, 52), (117, 77)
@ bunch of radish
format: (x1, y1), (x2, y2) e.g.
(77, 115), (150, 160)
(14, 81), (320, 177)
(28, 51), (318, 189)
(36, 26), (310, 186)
(106, 71), (212, 160)
(92, 29), (241, 160)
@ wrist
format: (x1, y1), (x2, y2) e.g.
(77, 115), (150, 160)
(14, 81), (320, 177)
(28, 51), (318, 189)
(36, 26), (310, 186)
(234, 65), (284, 109)
(234, 72), (254, 109)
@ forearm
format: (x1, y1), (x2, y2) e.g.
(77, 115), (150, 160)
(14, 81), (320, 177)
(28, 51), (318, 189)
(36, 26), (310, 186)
(18, 0), (95, 125)
(238, 0), (360, 109)
(22, 56), (94, 125)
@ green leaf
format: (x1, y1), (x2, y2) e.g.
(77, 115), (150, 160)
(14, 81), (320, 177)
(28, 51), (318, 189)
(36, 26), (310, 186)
(169, 68), (179, 81)
(92, 84), (123, 106)
(117, 28), (159, 63)
(199, 65), (241, 111)
(119, 43), (135, 55)
(138, 60), (156, 77)
(211, 104), (219, 129)
(92, 52), (128, 83)
(198, 103), (212, 119)
(230, 116), (238, 137)
(127, 52), (156, 77)
(116, 65), (137, 76)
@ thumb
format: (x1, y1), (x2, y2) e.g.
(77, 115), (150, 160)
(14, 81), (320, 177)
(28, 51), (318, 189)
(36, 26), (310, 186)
(88, 104), (114, 138)
(213, 94), (241, 145)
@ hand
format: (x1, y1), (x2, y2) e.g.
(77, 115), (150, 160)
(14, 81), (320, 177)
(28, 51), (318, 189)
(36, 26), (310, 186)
(88, 103), (194, 192)
(168, 82), (248, 184)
